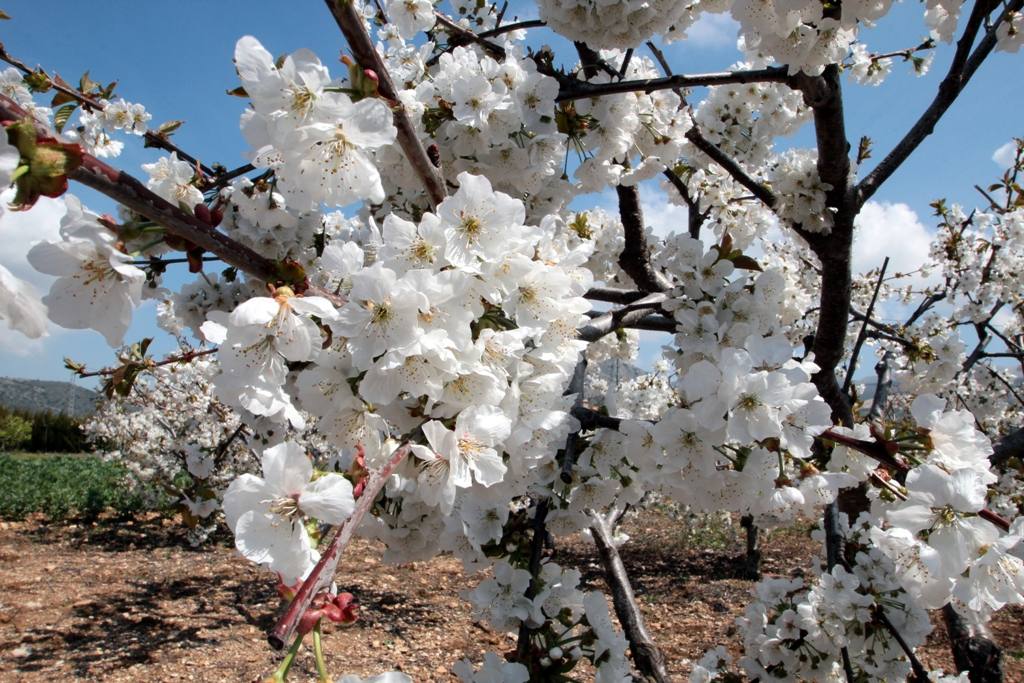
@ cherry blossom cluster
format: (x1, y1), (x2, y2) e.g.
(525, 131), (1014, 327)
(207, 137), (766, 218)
(462, 559), (631, 681)
(83, 354), (253, 544)
(723, 519), (941, 681)
(536, 0), (710, 50)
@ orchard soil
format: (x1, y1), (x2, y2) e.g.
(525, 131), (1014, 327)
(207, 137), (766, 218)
(0, 512), (1021, 682)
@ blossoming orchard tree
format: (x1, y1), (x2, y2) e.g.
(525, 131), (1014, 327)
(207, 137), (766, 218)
(1, 0), (1024, 680)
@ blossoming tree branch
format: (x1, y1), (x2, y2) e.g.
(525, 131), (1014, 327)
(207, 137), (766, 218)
(1, 0), (1023, 681)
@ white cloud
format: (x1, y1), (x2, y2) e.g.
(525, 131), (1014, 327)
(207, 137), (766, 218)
(852, 200), (934, 282)
(0, 191), (68, 354)
(684, 12), (739, 48)
(0, 190), (65, 289)
(0, 324), (49, 357)
(993, 140), (1017, 169)
(639, 184), (690, 239)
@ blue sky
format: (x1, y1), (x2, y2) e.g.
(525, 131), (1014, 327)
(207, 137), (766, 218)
(0, 0), (1020, 385)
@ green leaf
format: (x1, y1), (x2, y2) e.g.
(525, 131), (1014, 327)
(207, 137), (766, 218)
(24, 69), (51, 93)
(856, 136), (873, 164)
(63, 357), (86, 374)
(53, 103), (76, 133)
(156, 119), (184, 136)
(0, 10), (12, 20)
(79, 70), (98, 94)
(731, 254), (763, 272)
(50, 90), (77, 107)
(99, 80), (117, 99)
(48, 74), (77, 106)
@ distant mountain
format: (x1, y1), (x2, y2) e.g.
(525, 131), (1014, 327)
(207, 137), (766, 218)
(0, 377), (99, 418)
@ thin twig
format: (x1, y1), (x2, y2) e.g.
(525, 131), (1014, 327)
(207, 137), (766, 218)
(874, 606), (930, 682)
(430, 11), (506, 63)
(0, 46), (218, 178)
(74, 347), (217, 379)
(858, 0), (1023, 205)
(843, 257), (889, 393)
(477, 19), (545, 38)
(903, 291), (947, 328)
(324, 0), (447, 208)
(556, 67), (791, 103)
(685, 126), (778, 210)
(268, 443), (410, 650)
(663, 168), (708, 239)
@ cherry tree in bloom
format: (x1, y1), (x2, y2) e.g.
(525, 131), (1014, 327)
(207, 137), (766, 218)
(0, 0), (1023, 681)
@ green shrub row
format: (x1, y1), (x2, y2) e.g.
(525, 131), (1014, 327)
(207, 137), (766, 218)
(0, 454), (166, 520)
(0, 406), (89, 453)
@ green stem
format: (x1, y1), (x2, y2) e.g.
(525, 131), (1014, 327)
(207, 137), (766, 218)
(313, 622), (330, 682)
(270, 632), (304, 683)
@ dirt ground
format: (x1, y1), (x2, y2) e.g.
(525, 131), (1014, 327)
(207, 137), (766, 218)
(0, 512), (1020, 682)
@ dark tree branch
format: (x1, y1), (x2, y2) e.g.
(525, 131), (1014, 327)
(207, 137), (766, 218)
(824, 428), (1013, 532)
(643, 40), (776, 230)
(991, 426), (1024, 467)
(584, 287), (648, 304)
(846, 307), (917, 349)
(962, 303), (1004, 375)
(615, 184), (671, 292)
(0, 94), (348, 302)
(904, 291), (947, 328)
(983, 364), (1024, 408)
(790, 64), (856, 427)
(571, 405), (624, 432)
(207, 162), (256, 190)
(268, 443), (410, 650)
(477, 19), (546, 39)
(739, 513), (761, 580)
(74, 156), (282, 279)
(809, 237), (855, 425)
(823, 503), (856, 683)
(518, 357), (587, 659)
(432, 11), (506, 60)
(588, 506), (670, 682)
(685, 127), (778, 209)
(324, 0), (447, 208)
(573, 41), (617, 81)
(942, 605), (1003, 682)
(617, 48), (635, 80)
(868, 351), (895, 423)
(875, 606), (930, 682)
(858, 0), (1022, 205)
(663, 168), (708, 239)
(578, 293), (673, 342)
(73, 347), (217, 379)
(843, 257), (889, 393)
(556, 66), (791, 102)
